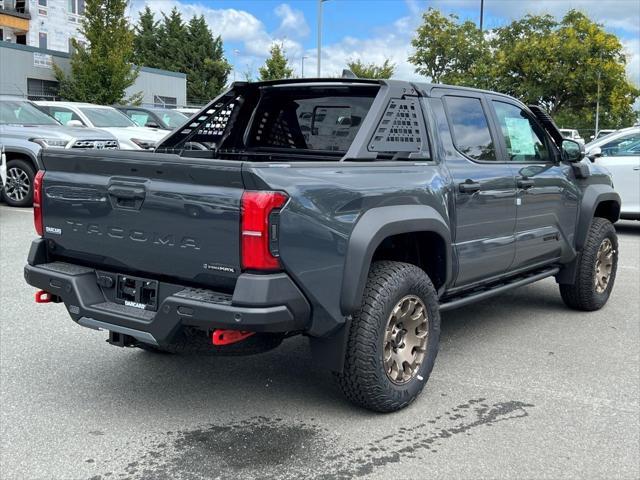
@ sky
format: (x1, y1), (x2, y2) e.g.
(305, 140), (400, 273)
(127, 0), (640, 85)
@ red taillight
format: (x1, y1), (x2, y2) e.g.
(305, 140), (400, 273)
(241, 191), (288, 271)
(33, 170), (45, 236)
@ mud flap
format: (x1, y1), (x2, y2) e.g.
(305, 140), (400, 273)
(309, 318), (352, 373)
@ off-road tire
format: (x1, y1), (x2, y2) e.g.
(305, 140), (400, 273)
(560, 217), (618, 311)
(136, 327), (284, 355)
(2, 159), (35, 207)
(336, 261), (440, 413)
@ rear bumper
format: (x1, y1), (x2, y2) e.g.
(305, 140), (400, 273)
(24, 240), (311, 345)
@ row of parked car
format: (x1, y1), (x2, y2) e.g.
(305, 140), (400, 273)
(0, 96), (189, 206)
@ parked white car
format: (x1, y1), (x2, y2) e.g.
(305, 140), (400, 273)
(559, 129), (585, 144)
(36, 101), (167, 150)
(585, 126), (640, 220)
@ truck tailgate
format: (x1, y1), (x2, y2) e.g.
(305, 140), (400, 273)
(40, 150), (244, 290)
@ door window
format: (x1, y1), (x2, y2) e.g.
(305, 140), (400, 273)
(40, 106), (84, 125)
(600, 132), (640, 157)
(127, 110), (150, 127)
(443, 96), (496, 161)
(492, 101), (550, 163)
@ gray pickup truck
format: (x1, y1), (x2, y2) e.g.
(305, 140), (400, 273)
(0, 96), (119, 207)
(24, 79), (620, 412)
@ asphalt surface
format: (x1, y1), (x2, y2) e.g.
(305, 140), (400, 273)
(1, 205), (639, 480)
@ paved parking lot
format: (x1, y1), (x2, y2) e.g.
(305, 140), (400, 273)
(1, 205), (639, 480)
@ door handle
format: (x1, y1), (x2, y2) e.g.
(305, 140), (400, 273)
(633, 167), (640, 171)
(517, 178), (535, 189)
(459, 180), (481, 194)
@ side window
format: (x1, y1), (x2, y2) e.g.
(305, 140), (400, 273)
(492, 101), (550, 162)
(48, 107), (83, 125)
(444, 96), (496, 161)
(600, 133), (640, 157)
(127, 110), (149, 127)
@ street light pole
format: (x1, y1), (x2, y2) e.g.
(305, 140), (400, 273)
(317, 0), (323, 77)
(595, 69), (601, 138)
(479, 0), (484, 31)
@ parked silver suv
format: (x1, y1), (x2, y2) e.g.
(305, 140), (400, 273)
(0, 96), (118, 207)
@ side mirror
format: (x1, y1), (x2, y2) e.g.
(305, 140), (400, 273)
(66, 119), (84, 127)
(562, 139), (585, 163)
(145, 122), (160, 129)
(586, 146), (603, 163)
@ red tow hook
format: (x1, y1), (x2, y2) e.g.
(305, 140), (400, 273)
(212, 329), (255, 346)
(35, 290), (53, 303)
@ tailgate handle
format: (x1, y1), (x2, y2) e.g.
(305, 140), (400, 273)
(108, 185), (146, 199)
(108, 184), (146, 209)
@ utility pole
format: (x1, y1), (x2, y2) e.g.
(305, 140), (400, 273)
(317, 0), (329, 77)
(232, 49), (240, 82)
(595, 69), (601, 138)
(301, 55), (308, 78)
(479, 0), (484, 31)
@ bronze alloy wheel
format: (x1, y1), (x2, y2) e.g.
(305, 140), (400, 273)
(595, 238), (615, 294)
(383, 295), (429, 384)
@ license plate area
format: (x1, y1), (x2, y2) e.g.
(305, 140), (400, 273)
(115, 274), (158, 311)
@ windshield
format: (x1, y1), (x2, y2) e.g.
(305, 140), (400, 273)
(151, 108), (187, 128)
(80, 107), (135, 127)
(0, 100), (60, 126)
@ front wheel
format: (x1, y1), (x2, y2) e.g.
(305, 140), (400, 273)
(336, 261), (441, 413)
(2, 159), (35, 207)
(560, 217), (618, 311)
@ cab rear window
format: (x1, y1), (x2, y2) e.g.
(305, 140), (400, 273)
(246, 87), (376, 153)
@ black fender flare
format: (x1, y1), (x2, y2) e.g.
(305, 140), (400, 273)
(339, 205), (452, 315)
(575, 185), (620, 251)
(557, 185), (620, 285)
(3, 147), (41, 170)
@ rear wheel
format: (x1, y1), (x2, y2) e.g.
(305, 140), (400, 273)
(2, 159), (35, 207)
(336, 261), (440, 413)
(560, 217), (618, 311)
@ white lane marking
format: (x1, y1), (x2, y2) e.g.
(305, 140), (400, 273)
(0, 206), (33, 214)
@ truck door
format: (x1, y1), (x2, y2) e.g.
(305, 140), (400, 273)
(431, 91), (517, 287)
(487, 98), (579, 271)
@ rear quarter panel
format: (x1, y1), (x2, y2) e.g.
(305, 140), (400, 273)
(245, 161), (451, 336)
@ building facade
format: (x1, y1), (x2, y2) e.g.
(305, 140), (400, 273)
(1, 1), (188, 107)
(0, 0), (83, 52)
(0, 42), (188, 107)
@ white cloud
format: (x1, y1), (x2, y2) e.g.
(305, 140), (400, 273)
(129, 1), (305, 80)
(623, 38), (640, 86)
(428, 0), (640, 34)
(275, 4), (310, 38)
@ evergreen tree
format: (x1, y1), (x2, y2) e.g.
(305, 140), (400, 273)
(133, 6), (159, 68)
(259, 43), (293, 81)
(184, 15), (231, 103)
(156, 7), (188, 73)
(54, 0), (139, 104)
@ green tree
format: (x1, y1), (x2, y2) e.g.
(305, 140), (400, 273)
(132, 6), (159, 67)
(409, 8), (489, 85)
(156, 7), (188, 73)
(54, 0), (139, 104)
(258, 43), (293, 81)
(409, 8), (639, 131)
(491, 10), (639, 129)
(184, 15), (231, 102)
(347, 59), (395, 79)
